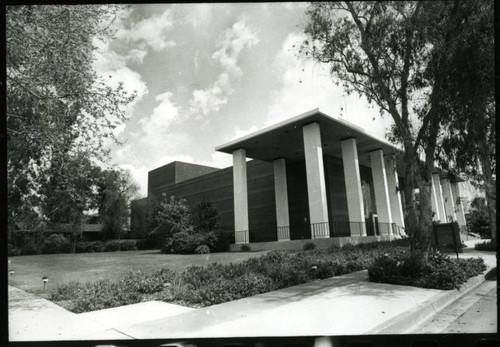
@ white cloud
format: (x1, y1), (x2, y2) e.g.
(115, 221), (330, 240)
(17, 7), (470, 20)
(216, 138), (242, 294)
(117, 10), (176, 51)
(226, 124), (259, 142)
(188, 17), (259, 117)
(92, 38), (149, 105)
(184, 4), (213, 29)
(139, 92), (180, 148)
(282, 2), (308, 11)
(266, 32), (392, 140)
(198, 152), (233, 169)
(212, 17), (260, 76)
(189, 72), (232, 116)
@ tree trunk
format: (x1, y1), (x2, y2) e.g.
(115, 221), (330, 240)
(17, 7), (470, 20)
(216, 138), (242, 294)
(479, 141), (496, 240)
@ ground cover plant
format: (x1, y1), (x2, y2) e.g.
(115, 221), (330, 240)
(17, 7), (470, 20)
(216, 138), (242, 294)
(46, 238), (484, 313)
(7, 250), (268, 296)
(14, 238), (485, 313)
(474, 240), (496, 252)
(368, 250), (486, 290)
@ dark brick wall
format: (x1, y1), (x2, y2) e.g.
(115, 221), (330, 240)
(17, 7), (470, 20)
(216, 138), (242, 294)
(247, 161), (276, 242)
(148, 163), (176, 194)
(175, 161), (220, 184)
(133, 157), (387, 243)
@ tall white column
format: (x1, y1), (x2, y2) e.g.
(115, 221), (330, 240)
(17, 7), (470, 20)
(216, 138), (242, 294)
(384, 155), (405, 231)
(302, 122), (329, 239)
(273, 158), (290, 241)
(432, 174), (447, 222)
(233, 148), (249, 244)
(341, 138), (366, 236)
(451, 182), (467, 230)
(441, 178), (457, 223)
(369, 149), (393, 235)
(431, 174), (442, 222)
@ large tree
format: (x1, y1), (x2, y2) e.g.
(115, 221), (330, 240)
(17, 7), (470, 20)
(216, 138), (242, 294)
(433, 0), (495, 239)
(7, 5), (136, 228)
(97, 168), (139, 238)
(301, 1), (493, 257)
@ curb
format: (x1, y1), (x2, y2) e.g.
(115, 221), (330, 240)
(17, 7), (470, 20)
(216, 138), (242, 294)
(365, 266), (496, 334)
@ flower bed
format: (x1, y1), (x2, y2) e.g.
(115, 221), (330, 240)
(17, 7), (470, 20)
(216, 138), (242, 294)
(49, 238), (485, 313)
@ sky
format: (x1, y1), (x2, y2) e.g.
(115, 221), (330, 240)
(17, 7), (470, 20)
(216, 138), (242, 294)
(94, 3), (403, 198)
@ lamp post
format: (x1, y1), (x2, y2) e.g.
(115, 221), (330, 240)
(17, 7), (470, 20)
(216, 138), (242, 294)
(42, 276), (49, 292)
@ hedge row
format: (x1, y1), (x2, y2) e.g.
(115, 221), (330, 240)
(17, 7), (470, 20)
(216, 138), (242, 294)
(50, 238), (487, 313)
(368, 250), (486, 290)
(474, 240), (496, 252)
(8, 238), (157, 256)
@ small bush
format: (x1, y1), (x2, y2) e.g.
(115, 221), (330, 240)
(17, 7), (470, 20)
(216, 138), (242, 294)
(195, 245), (210, 254)
(118, 240), (138, 251)
(8, 244), (21, 256)
(303, 242), (316, 251)
(104, 240), (121, 252)
(41, 234), (71, 254)
(136, 238), (157, 250)
(162, 231), (206, 254)
(474, 240), (496, 251)
(241, 244), (251, 252)
(368, 250), (486, 290)
(75, 241), (105, 253)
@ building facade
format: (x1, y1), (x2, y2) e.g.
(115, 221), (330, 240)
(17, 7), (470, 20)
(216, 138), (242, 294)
(132, 109), (467, 250)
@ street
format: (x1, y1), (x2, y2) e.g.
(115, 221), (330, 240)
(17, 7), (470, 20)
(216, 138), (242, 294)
(411, 272), (497, 334)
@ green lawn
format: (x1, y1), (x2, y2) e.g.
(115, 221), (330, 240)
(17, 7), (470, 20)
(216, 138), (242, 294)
(7, 250), (268, 298)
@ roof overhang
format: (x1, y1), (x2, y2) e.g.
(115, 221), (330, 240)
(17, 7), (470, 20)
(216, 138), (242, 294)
(216, 108), (408, 176)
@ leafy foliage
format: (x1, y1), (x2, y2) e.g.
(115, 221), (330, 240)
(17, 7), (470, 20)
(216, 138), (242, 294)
(51, 239), (436, 312)
(41, 234), (71, 254)
(474, 240), (496, 252)
(195, 245), (210, 254)
(149, 196), (193, 247)
(467, 197), (491, 239)
(368, 250), (486, 290)
(150, 196), (225, 254)
(97, 169), (139, 238)
(301, 1), (494, 256)
(7, 5), (136, 230)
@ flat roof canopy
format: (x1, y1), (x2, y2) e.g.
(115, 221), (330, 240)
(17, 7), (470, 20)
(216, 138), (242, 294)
(216, 109), (410, 177)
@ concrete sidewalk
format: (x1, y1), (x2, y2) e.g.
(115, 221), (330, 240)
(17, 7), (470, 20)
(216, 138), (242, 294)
(8, 242), (496, 341)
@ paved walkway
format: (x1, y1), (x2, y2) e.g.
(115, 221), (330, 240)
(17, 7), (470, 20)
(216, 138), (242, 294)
(8, 240), (496, 341)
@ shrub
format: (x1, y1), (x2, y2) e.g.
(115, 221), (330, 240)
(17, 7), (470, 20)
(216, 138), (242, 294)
(136, 238), (157, 250)
(118, 240), (138, 251)
(241, 244), (251, 252)
(75, 241), (105, 253)
(195, 245), (210, 254)
(104, 240), (121, 252)
(163, 231), (206, 254)
(467, 197), (490, 238)
(191, 199), (220, 233)
(41, 234), (71, 254)
(368, 250), (486, 290)
(8, 244), (21, 256)
(303, 242), (316, 251)
(474, 240), (496, 251)
(211, 229), (234, 252)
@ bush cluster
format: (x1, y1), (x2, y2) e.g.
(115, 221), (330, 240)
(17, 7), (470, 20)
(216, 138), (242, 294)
(74, 239), (138, 253)
(474, 240), (496, 251)
(51, 239), (409, 311)
(368, 250), (486, 290)
(149, 197), (230, 254)
(49, 238), (486, 313)
(41, 234), (72, 254)
(51, 268), (176, 313)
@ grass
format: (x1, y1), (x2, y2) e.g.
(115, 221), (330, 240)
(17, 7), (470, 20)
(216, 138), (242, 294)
(7, 249), (268, 298)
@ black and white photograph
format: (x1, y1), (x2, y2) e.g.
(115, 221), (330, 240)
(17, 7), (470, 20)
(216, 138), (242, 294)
(5, 2), (497, 346)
